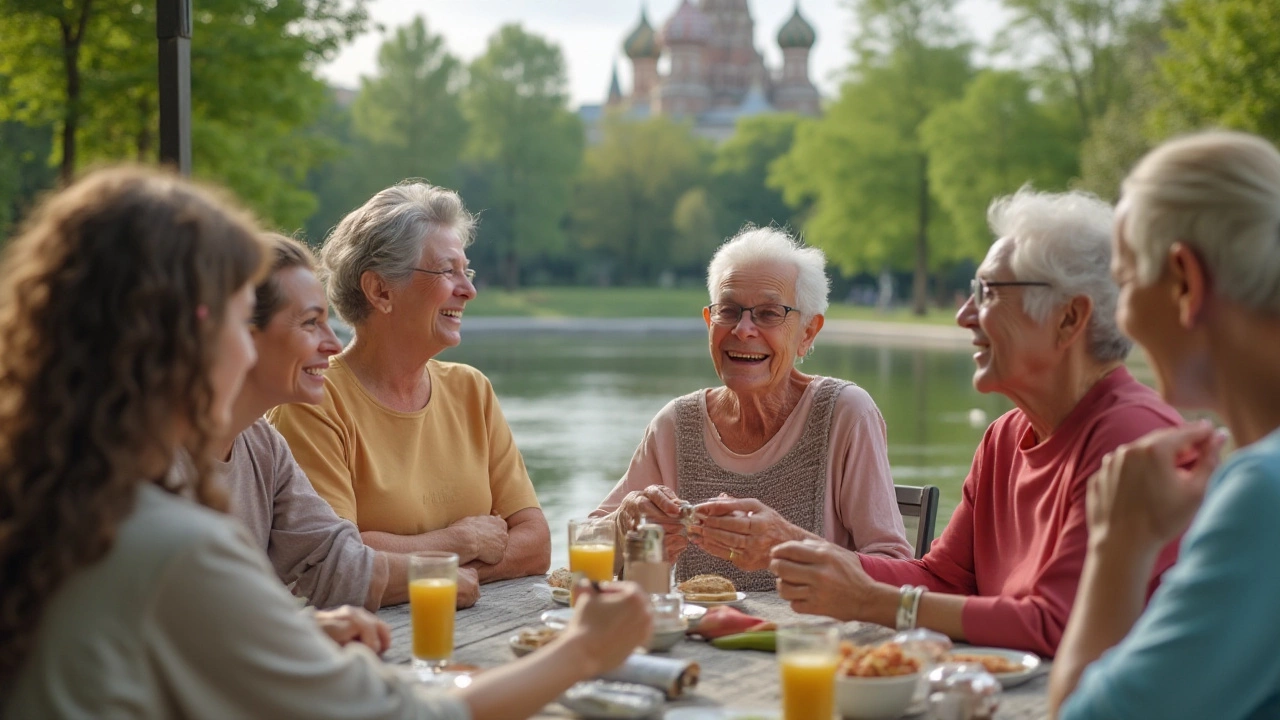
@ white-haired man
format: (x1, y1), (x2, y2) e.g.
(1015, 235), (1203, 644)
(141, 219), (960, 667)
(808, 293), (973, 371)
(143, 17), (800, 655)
(769, 188), (1185, 657)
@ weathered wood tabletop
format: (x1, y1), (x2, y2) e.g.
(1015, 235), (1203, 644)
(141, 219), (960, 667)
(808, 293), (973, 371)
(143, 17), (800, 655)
(377, 575), (1050, 719)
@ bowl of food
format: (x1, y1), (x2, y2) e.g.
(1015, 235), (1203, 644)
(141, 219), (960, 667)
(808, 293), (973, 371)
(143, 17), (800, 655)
(647, 621), (688, 652)
(835, 642), (923, 720)
(677, 574), (744, 605)
(509, 625), (561, 658)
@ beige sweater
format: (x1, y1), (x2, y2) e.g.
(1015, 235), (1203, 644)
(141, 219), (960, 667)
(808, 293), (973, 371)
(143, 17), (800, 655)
(4, 484), (469, 720)
(220, 418), (382, 610)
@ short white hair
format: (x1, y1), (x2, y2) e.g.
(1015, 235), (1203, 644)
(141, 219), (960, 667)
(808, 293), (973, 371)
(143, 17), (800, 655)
(1121, 130), (1280, 315)
(987, 187), (1132, 362)
(706, 226), (830, 319)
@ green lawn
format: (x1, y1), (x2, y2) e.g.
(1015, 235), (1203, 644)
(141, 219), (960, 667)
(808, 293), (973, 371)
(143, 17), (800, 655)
(465, 286), (958, 325)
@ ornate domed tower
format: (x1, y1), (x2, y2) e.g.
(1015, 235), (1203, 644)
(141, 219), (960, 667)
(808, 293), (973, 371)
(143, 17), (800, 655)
(700, 0), (766, 109)
(773, 2), (819, 115)
(623, 6), (660, 110)
(656, 0), (712, 117)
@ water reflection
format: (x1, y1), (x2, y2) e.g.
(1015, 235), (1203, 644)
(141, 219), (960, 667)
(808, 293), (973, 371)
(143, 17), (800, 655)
(438, 331), (1019, 566)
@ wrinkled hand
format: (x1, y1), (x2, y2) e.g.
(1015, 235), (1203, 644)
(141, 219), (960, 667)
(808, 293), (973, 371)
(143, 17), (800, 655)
(456, 566), (480, 609)
(1088, 421), (1227, 551)
(614, 485), (688, 560)
(690, 496), (807, 572)
(564, 580), (652, 675)
(315, 605), (392, 655)
(452, 514), (509, 566)
(770, 539), (879, 621)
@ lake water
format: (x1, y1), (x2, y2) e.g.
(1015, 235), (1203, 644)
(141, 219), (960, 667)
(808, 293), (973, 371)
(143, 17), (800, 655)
(438, 330), (1016, 566)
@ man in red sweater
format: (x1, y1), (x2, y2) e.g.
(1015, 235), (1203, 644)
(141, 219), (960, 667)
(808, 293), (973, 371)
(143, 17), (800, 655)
(770, 189), (1183, 657)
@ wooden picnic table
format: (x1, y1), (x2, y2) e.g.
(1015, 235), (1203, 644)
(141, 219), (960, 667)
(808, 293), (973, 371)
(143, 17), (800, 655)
(378, 575), (1050, 719)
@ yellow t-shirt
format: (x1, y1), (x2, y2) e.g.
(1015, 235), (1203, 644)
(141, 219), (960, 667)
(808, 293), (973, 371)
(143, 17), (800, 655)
(267, 357), (540, 534)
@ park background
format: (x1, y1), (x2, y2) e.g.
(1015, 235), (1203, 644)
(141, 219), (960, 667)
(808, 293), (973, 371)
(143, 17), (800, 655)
(1, 0), (1271, 562)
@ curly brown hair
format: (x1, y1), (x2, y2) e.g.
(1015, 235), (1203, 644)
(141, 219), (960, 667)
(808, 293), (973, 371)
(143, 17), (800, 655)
(253, 233), (318, 330)
(0, 167), (269, 685)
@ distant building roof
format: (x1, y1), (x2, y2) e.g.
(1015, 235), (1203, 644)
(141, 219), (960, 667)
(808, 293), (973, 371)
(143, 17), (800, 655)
(660, 0), (712, 46)
(777, 3), (816, 50)
(623, 7), (660, 59)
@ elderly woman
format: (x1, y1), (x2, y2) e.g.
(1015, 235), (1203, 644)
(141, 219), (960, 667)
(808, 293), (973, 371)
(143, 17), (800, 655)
(221, 234), (478, 611)
(592, 227), (912, 592)
(1048, 132), (1280, 718)
(770, 188), (1185, 657)
(269, 183), (549, 582)
(1, 167), (652, 720)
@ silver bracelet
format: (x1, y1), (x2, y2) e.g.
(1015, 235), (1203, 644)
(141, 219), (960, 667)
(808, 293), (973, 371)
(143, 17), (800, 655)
(895, 585), (925, 631)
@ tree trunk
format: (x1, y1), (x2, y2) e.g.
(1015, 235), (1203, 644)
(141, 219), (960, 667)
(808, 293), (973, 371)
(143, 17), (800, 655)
(58, 2), (93, 185)
(911, 154), (930, 317)
(503, 200), (519, 291)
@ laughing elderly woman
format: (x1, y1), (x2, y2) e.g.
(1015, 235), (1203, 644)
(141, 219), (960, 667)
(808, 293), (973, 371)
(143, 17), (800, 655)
(269, 182), (549, 584)
(591, 227), (912, 591)
(770, 189), (1185, 657)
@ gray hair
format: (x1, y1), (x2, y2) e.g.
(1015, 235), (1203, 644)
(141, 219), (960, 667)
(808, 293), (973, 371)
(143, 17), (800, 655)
(320, 181), (476, 324)
(987, 187), (1132, 362)
(706, 226), (830, 319)
(1121, 130), (1280, 315)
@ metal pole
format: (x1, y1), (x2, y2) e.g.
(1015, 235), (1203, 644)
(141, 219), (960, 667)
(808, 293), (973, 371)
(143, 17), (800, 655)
(157, 0), (192, 175)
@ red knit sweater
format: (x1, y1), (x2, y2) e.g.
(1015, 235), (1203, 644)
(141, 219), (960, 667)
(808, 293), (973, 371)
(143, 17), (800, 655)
(859, 369), (1183, 657)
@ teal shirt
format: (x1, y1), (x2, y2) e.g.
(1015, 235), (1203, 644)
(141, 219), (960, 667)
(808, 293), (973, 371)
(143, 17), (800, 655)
(1062, 428), (1280, 720)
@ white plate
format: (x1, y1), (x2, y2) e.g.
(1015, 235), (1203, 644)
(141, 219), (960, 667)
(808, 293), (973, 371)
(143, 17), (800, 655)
(947, 647), (1043, 688)
(681, 591), (747, 607)
(561, 680), (665, 719)
(665, 708), (779, 720)
(541, 604), (708, 630)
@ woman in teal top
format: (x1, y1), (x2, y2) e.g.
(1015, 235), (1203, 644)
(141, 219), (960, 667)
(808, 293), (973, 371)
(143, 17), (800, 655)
(1048, 130), (1280, 719)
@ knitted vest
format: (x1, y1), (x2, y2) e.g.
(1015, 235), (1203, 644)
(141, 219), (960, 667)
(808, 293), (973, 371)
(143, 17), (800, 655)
(674, 376), (849, 591)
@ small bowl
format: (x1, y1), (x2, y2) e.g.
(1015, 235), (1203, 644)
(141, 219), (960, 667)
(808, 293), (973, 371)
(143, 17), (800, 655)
(836, 672), (922, 719)
(646, 624), (687, 652)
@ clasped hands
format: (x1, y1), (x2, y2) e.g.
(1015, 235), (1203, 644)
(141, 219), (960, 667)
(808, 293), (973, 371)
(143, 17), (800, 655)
(614, 485), (808, 571)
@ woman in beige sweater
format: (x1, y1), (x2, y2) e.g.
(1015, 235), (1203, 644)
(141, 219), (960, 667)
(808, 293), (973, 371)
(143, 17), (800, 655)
(0, 168), (650, 719)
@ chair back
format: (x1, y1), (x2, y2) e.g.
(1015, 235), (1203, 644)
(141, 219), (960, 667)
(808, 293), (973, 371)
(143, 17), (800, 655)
(895, 484), (940, 560)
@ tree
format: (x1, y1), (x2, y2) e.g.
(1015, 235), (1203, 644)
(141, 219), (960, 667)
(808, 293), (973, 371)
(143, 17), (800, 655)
(712, 113), (807, 240)
(352, 15), (466, 188)
(671, 187), (720, 272)
(571, 116), (712, 284)
(996, 0), (1156, 133)
(1152, 0), (1280, 143)
(773, 0), (972, 314)
(922, 70), (1079, 252)
(0, 0), (367, 228)
(463, 24), (583, 290)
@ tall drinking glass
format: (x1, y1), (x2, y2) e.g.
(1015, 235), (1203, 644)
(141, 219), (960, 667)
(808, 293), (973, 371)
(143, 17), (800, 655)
(778, 619), (841, 720)
(568, 518), (615, 584)
(409, 551), (458, 671)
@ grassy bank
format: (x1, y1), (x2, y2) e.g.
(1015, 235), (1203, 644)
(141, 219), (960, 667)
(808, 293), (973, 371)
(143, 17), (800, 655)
(465, 286), (959, 325)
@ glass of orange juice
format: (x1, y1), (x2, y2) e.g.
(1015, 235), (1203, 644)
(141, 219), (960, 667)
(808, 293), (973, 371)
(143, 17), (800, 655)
(568, 518), (615, 595)
(409, 551), (458, 671)
(778, 619), (841, 720)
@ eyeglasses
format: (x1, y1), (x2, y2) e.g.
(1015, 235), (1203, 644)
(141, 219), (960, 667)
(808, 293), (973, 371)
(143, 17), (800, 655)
(706, 302), (797, 328)
(413, 267), (476, 282)
(969, 278), (1051, 307)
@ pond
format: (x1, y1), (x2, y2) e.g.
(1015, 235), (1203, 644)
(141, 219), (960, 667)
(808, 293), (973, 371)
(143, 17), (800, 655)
(438, 329), (1017, 566)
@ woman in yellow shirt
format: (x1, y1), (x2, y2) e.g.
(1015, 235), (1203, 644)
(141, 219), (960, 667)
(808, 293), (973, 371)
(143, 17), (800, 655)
(270, 182), (550, 583)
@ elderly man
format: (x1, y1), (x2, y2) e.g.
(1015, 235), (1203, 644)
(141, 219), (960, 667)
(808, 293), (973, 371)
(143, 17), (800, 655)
(592, 226), (911, 592)
(770, 188), (1184, 657)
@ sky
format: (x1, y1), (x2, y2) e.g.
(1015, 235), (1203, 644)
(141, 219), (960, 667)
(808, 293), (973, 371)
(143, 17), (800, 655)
(319, 0), (1013, 109)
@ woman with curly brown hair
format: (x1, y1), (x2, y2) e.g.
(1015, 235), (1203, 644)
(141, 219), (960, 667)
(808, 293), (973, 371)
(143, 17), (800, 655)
(0, 167), (650, 719)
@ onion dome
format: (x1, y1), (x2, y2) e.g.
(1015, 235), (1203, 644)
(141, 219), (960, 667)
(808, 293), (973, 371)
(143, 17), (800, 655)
(660, 0), (712, 46)
(623, 7), (659, 59)
(777, 3), (816, 50)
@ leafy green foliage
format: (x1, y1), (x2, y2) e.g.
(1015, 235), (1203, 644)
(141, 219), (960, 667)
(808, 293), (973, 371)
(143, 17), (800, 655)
(1154, 0), (1280, 142)
(922, 70), (1079, 253)
(712, 113), (807, 240)
(463, 24), (583, 289)
(571, 116), (712, 284)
